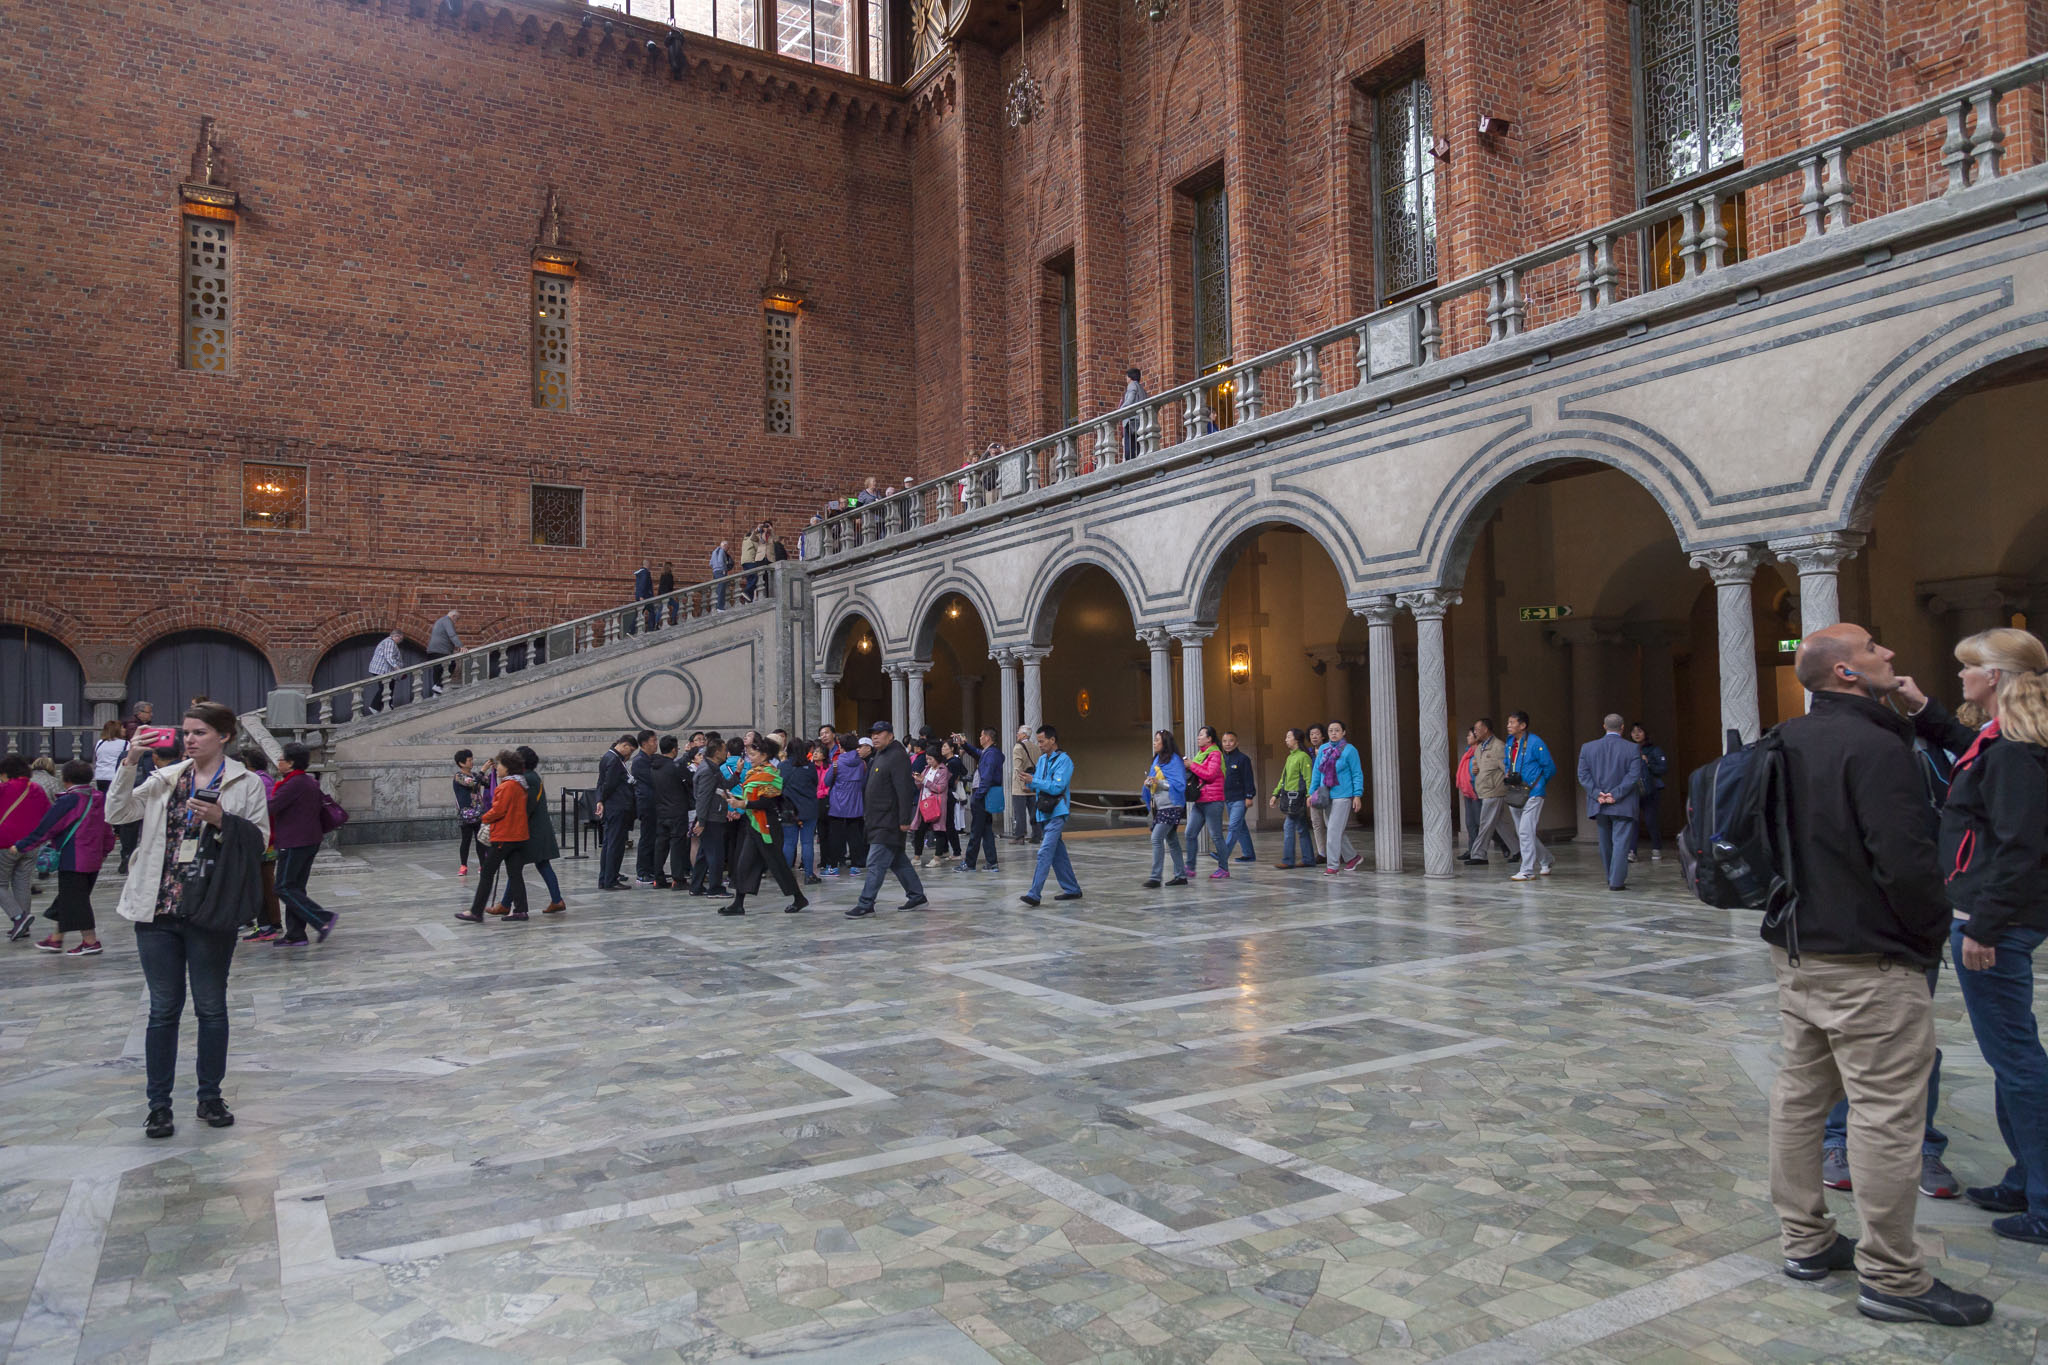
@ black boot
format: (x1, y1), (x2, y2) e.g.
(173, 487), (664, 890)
(197, 1097), (235, 1128)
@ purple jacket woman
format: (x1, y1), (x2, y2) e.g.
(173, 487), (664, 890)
(824, 748), (867, 819)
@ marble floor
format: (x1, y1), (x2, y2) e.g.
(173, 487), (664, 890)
(4, 830), (2048, 1364)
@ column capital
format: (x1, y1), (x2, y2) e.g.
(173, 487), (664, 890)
(955, 673), (982, 686)
(1167, 622), (1217, 643)
(1688, 543), (1770, 584)
(1012, 646), (1052, 665)
(82, 682), (128, 704)
(1916, 574), (2029, 617)
(902, 659), (934, 679)
(1352, 594), (1400, 627)
(1769, 530), (1865, 575)
(1136, 626), (1175, 648)
(1395, 588), (1461, 620)
(1550, 616), (1629, 648)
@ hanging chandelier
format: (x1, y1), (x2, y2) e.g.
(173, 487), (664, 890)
(1140, 0), (1169, 19)
(1003, 3), (1044, 128)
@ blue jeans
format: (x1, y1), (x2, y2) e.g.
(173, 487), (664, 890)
(1826, 965), (1945, 1156)
(1951, 923), (2048, 1214)
(1184, 802), (1227, 871)
(1029, 814), (1081, 898)
(1223, 798), (1255, 861)
(1281, 811), (1310, 865)
(782, 818), (816, 877)
(713, 577), (728, 610)
(1594, 812), (1634, 888)
(134, 918), (236, 1110)
(855, 842), (924, 911)
(1149, 817), (1186, 881)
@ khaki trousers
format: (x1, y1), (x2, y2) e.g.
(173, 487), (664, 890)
(1768, 947), (1935, 1295)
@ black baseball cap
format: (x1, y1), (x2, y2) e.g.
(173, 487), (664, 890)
(870, 720), (893, 735)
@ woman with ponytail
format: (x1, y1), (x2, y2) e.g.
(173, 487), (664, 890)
(1900, 627), (2048, 1242)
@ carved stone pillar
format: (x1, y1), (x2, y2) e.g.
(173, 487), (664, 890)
(1138, 627), (1175, 740)
(957, 674), (981, 739)
(1016, 647), (1050, 738)
(812, 671), (840, 731)
(1397, 589), (1460, 878)
(83, 682), (128, 729)
(996, 650), (1021, 755)
(1174, 624), (1216, 742)
(1359, 596), (1403, 873)
(1689, 545), (1770, 746)
(886, 665), (909, 738)
(905, 661), (931, 738)
(1772, 531), (1865, 635)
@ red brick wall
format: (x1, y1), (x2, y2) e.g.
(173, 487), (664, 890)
(0, 0), (913, 684)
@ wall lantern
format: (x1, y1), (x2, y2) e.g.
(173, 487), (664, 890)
(857, 634), (872, 653)
(1076, 687), (1092, 717)
(946, 600), (961, 619)
(1229, 644), (1251, 683)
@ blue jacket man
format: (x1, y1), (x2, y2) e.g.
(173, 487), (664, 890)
(1503, 713), (1557, 880)
(1576, 718), (1646, 890)
(955, 729), (1006, 871)
(1022, 728), (1080, 905)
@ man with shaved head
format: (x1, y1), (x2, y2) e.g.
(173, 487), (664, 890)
(1765, 623), (1988, 1327)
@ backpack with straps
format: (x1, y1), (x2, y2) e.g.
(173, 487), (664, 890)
(1680, 727), (1799, 950)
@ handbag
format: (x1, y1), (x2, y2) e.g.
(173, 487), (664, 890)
(317, 788), (350, 834)
(1280, 786), (1308, 820)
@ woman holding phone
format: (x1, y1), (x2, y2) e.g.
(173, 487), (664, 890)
(106, 701), (270, 1139)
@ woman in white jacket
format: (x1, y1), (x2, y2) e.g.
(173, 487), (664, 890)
(105, 700), (269, 1140)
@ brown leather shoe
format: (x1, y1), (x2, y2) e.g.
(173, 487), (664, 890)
(543, 901), (567, 914)
(485, 903), (509, 916)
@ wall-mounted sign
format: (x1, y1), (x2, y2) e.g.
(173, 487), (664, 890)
(1777, 638), (1801, 653)
(40, 703), (63, 727)
(1518, 605), (1573, 623)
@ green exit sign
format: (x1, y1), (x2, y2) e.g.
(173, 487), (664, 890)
(1519, 605), (1574, 623)
(1778, 638), (1800, 653)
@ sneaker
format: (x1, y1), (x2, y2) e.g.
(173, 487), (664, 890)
(1209, 868), (1230, 880)
(635, 878), (657, 888)
(34, 935), (63, 952)
(1967, 1184), (2027, 1213)
(1509, 873), (1536, 882)
(1856, 1278), (1993, 1326)
(196, 1097), (235, 1128)
(1784, 1234), (1857, 1282)
(275, 936), (310, 946)
(244, 925), (281, 943)
(1538, 864), (1553, 876)
(1343, 855), (1364, 871)
(1994, 1214), (2048, 1244)
(145, 1107), (175, 1139)
(1142, 879), (1161, 889)
(803, 875), (821, 885)
(1233, 856), (1254, 863)
(900, 895), (929, 911)
(64, 941), (102, 956)
(1921, 1154), (1960, 1199)
(1323, 868), (1342, 876)
(458, 864), (469, 876)
(1822, 1146), (1851, 1191)
(1626, 850), (1637, 863)
(1651, 849), (1663, 861)
(1277, 862), (1297, 869)
(316, 913), (338, 944)
(821, 868), (839, 877)
(6, 915), (31, 942)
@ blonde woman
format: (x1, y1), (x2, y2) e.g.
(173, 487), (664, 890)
(1900, 628), (2048, 1241)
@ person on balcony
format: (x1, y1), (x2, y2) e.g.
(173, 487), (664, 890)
(657, 560), (676, 625)
(632, 559), (655, 633)
(426, 609), (461, 694)
(367, 629), (404, 713)
(1120, 368), (1147, 461)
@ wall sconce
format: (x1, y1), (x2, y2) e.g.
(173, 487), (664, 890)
(857, 635), (872, 653)
(946, 600), (960, 620)
(1229, 644), (1251, 684)
(1076, 687), (1092, 717)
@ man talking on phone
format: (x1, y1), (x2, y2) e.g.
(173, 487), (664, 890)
(1765, 623), (1989, 1327)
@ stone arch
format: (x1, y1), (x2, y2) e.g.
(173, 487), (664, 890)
(0, 624), (88, 740)
(1022, 545), (1146, 648)
(817, 597), (888, 675)
(1839, 337), (2048, 532)
(125, 628), (277, 720)
(1421, 437), (1694, 593)
(1182, 502), (1361, 622)
(907, 572), (1003, 662)
(116, 606), (280, 682)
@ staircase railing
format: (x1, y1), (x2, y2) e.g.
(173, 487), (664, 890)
(285, 564), (785, 728)
(801, 52), (2048, 563)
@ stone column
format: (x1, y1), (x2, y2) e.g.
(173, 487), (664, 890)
(1017, 647), (1050, 737)
(905, 661), (931, 738)
(1138, 628), (1175, 739)
(996, 650), (1021, 752)
(1397, 589), (1460, 879)
(1174, 625), (1216, 741)
(957, 674), (981, 739)
(1771, 531), (1865, 635)
(886, 665), (909, 738)
(1689, 545), (1770, 747)
(1919, 575), (2029, 643)
(83, 682), (127, 729)
(1359, 596), (1403, 873)
(813, 672), (840, 732)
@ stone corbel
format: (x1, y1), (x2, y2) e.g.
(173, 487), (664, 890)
(532, 187), (581, 277)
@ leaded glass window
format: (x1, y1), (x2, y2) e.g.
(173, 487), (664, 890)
(1374, 75), (1437, 301)
(764, 305), (796, 435)
(533, 273), (571, 411)
(531, 485), (584, 548)
(1056, 262), (1077, 427)
(1192, 186), (1231, 372)
(183, 216), (231, 372)
(242, 463), (306, 531)
(1638, 0), (1742, 192)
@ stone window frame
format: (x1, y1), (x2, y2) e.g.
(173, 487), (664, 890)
(182, 211), (234, 373)
(241, 460), (309, 533)
(530, 482), (587, 549)
(764, 301), (799, 435)
(532, 270), (573, 411)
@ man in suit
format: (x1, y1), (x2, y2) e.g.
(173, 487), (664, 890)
(649, 734), (690, 888)
(594, 733), (637, 890)
(1575, 713), (1646, 891)
(630, 730), (659, 885)
(688, 735), (732, 895)
(847, 721), (925, 918)
(632, 560), (655, 633)
(657, 561), (677, 625)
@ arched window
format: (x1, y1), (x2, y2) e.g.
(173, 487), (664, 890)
(0, 625), (88, 758)
(314, 633), (427, 721)
(126, 630), (276, 723)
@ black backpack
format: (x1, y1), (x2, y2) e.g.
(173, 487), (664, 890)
(1680, 727), (1800, 952)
